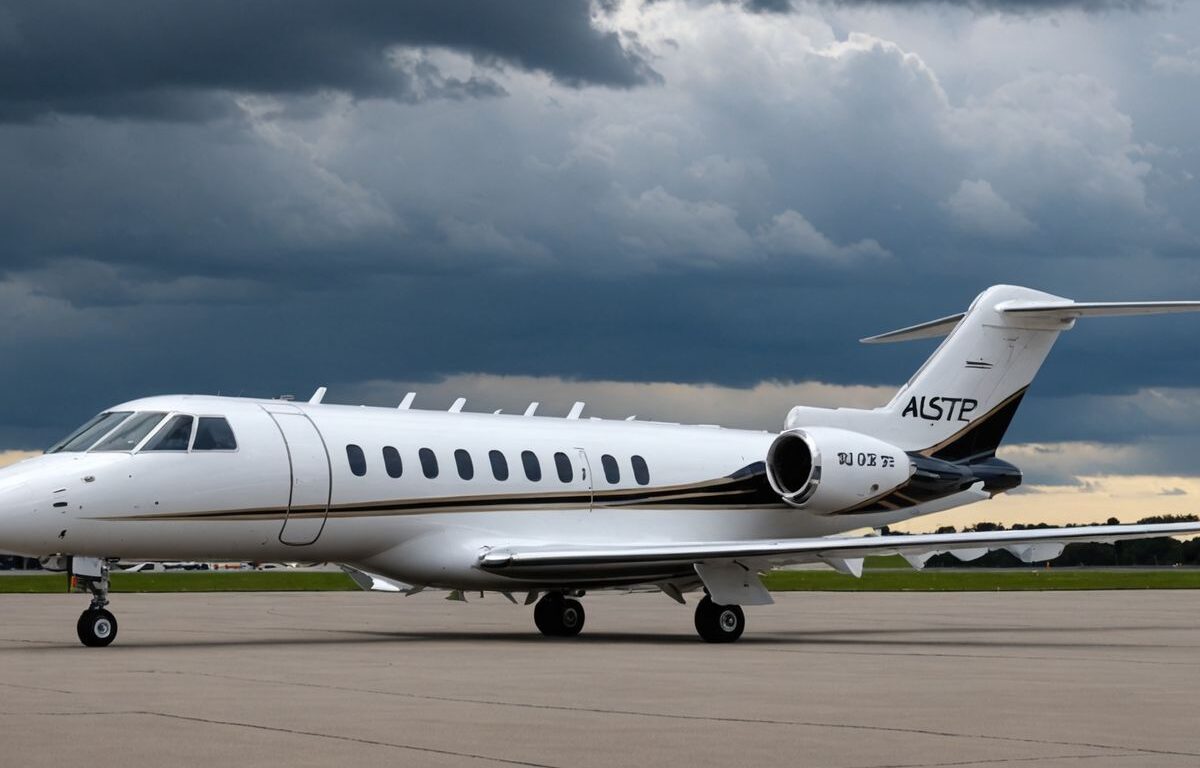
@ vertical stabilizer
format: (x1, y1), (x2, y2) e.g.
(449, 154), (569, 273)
(785, 285), (1200, 462)
(871, 285), (1066, 460)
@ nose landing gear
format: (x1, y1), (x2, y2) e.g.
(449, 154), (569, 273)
(77, 607), (118, 647)
(71, 557), (118, 647)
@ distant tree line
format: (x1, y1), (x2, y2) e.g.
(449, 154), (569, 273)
(882, 515), (1200, 568)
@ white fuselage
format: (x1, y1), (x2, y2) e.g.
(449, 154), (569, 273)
(0, 394), (967, 589)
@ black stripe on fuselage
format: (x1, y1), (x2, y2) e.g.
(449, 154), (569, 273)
(93, 462), (786, 522)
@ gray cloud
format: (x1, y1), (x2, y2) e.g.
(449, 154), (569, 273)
(0, 1), (656, 122)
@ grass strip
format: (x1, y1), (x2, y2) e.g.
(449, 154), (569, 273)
(3, 566), (1200, 593)
(0, 571), (357, 594)
(762, 568), (1200, 591)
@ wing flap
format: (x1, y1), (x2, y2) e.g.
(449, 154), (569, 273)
(339, 564), (414, 593)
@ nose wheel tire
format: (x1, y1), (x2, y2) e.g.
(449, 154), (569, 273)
(77, 608), (118, 647)
(533, 593), (585, 637)
(694, 596), (745, 643)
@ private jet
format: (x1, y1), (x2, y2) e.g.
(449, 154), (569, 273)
(3, 285), (1200, 646)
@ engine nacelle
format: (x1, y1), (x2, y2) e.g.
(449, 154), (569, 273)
(765, 427), (914, 513)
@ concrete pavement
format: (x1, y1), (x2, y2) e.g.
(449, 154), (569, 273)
(1, 590), (1198, 767)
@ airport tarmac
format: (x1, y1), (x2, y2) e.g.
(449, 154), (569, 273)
(2, 590), (1198, 768)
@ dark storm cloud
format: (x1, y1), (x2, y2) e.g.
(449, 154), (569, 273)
(723, 0), (1153, 12)
(0, 0), (657, 122)
(0, 0), (1198, 464)
(738, 0), (798, 12)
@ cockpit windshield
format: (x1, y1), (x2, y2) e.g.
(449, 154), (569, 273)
(92, 412), (168, 451)
(47, 410), (237, 453)
(47, 411), (134, 453)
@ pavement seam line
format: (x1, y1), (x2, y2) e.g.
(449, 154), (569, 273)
(16, 709), (563, 768)
(839, 751), (1149, 768)
(133, 669), (1200, 759)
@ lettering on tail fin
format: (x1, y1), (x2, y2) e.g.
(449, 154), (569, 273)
(901, 396), (979, 423)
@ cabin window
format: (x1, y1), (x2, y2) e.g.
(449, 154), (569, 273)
(346, 444), (367, 476)
(631, 455), (650, 486)
(383, 446), (403, 478)
(521, 450), (542, 481)
(489, 450), (509, 481)
(193, 417), (237, 450)
(554, 452), (573, 483)
(48, 411), (133, 453)
(93, 412), (168, 451)
(455, 449), (474, 480)
(601, 454), (620, 484)
(420, 448), (439, 478)
(143, 415), (194, 451)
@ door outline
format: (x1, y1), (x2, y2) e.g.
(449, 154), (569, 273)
(263, 405), (332, 546)
(574, 447), (593, 510)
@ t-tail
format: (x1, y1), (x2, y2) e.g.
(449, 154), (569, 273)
(784, 284), (1200, 464)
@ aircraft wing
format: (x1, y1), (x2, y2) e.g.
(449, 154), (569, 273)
(479, 521), (1200, 600)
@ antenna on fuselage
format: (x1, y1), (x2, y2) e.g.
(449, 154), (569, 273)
(308, 387), (327, 404)
(448, 398), (466, 413)
(566, 402), (585, 419)
(397, 392), (416, 410)
(523, 402), (539, 416)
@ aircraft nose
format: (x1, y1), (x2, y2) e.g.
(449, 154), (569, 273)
(0, 463), (55, 557)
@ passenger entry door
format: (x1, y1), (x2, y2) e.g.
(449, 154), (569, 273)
(262, 404), (332, 546)
(574, 448), (593, 511)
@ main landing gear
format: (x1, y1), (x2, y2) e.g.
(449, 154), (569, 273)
(529, 591), (747, 642)
(533, 592), (585, 637)
(693, 595), (745, 643)
(72, 557), (118, 647)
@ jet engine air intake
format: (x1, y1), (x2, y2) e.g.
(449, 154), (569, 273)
(766, 427), (914, 513)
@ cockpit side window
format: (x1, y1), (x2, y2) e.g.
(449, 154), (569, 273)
(142, 415), (194, 451)
(93, 412), (169, 452)
(193, 417), (237, 450)
(48, 411), (133, 453)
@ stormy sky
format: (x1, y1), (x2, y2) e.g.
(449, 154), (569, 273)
(2, 0), (1199, 520)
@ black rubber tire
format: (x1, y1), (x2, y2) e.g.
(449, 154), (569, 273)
(533, 594), (585, 637)
(694, 596), (744, 643)
(77, 608), (118, 647)
(558, 598), (585, 637)
(534, 593), (565, 636)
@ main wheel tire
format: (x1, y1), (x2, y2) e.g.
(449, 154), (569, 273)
(77, 608), (118, 647)
(694, 596), (744, 643)
(558, 598), (585, 637)
(533, 594), (586, 637)
(534, 593), (565, 636)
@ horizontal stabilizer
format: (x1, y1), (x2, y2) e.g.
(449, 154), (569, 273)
(998, 300), (1200, 319)
(862, 296), (1200, 344)
(860, 312), (965, 344)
